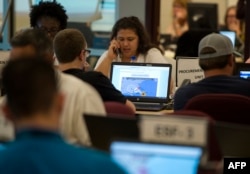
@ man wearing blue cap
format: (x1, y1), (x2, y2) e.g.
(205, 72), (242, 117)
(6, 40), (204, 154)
(174, 33), (250, 110)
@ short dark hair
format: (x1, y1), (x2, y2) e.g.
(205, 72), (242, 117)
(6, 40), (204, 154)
(30, 1), (68, 30)
(10, 28), (53, 59)
(54, 28), (86, 63)
(199, 46), (231, 70)
(199, 56), (231, 71)
(2, 58), (58, 118)
(110, 16), (159, 55)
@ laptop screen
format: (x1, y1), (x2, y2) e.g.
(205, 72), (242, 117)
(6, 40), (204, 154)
(240, 71), (250, 79)
(110, 62), (172, 103)
(234, 63), (250, 79)
(110, 140), (203, 174)
(219, 31), (236, 47)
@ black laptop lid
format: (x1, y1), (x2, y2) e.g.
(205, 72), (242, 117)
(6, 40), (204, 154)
(234, 63), (250, 79)
(84, 114), (139, 152)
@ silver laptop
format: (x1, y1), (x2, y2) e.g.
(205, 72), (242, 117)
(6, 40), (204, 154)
(110, 140), (203, 174)
(110, 62), (172, 111)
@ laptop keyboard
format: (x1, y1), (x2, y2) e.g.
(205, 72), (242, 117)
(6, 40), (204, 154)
(134, 101), (173, 111)
(134, 103), (164, 111)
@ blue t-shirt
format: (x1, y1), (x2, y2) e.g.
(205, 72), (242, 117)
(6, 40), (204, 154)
(174, 75), (250, 110)
(0, 128), (127, 174)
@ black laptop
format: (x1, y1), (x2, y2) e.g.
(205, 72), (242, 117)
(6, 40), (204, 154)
(84, 114), (139, 151)
(234, 63), (250, 79)
(110, 62), (172, 111)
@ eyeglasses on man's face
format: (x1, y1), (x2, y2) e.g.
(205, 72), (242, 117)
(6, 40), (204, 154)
(83, 49), (91, 58)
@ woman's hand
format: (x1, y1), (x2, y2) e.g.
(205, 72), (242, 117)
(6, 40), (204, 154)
(106, 39), (121, 61)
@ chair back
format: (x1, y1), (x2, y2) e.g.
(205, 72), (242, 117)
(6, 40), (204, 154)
(167, 110), (222, 162)
(104, 101), (135, 118)
(184, 93), (250, 125)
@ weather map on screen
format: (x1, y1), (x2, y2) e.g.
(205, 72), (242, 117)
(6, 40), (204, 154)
(121, 77), (157, 97)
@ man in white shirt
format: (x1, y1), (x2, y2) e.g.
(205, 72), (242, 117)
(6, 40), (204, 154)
(3, 28), (106, 146)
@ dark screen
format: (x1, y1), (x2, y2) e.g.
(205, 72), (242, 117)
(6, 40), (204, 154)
(187, 3), (218, 31)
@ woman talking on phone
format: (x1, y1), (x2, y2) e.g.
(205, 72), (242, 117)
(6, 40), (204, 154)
(94, 16), (169, 78)
(166, 0), (190, 43)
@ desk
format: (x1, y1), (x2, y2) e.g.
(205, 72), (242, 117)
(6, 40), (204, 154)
(136, 109), (173, 116)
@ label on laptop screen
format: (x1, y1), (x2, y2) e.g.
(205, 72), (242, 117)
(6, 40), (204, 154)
(139, 115), (208, 146)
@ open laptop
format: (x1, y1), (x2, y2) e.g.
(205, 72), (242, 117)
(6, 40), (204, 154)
(84, 114), (139, 151)
(110, 62), (172, 111)
(110, 140), (203, 174)
(219, 31), (236, 48)
(214, 121), (250, 157)
(234, 63), (250, 79)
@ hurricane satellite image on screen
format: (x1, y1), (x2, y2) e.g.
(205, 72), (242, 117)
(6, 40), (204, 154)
(121, 77), (158, 96)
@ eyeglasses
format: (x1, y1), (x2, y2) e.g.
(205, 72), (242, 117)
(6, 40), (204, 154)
(83, 49), (91, 58)
(39, 27), (60, 36)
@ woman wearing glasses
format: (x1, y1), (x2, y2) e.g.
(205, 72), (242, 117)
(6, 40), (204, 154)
(29, 1), (68, 40)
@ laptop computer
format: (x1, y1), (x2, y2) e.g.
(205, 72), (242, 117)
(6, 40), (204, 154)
(219, 31), (236, 48)
(110, 140), (203, 174)
(234, 63), (250, 79)
(110, 62), (172, 111)
(84, 114), (139, 151)
(214, 121), (250, 157)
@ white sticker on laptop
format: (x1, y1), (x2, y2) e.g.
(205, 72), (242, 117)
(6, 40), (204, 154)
(139, 115), (208, 146)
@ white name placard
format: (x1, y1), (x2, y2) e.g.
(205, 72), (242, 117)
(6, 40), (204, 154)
(176, 57), (204, 87)
(139, 115), (208, 146)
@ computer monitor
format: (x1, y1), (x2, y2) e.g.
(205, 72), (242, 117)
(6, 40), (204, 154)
(187, 3), (218, 31)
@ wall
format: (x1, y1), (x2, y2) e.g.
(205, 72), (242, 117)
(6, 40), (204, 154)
(116, 0), (146, 25)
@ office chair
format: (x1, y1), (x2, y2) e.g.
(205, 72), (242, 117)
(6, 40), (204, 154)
(104, 101), (135, 118)
(184, 93), (250, 125)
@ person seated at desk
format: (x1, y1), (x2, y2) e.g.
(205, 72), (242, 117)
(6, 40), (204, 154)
(166, 0), (190, 44)
(220, 5), (244, 53)
(30, 1), (68, 40)
(0, 58), (126, 174)
(94, 16), (175, 94)
(8, 28), (106, 146)
(54, 28), (135, 112)
(174, 33), (250, 110)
